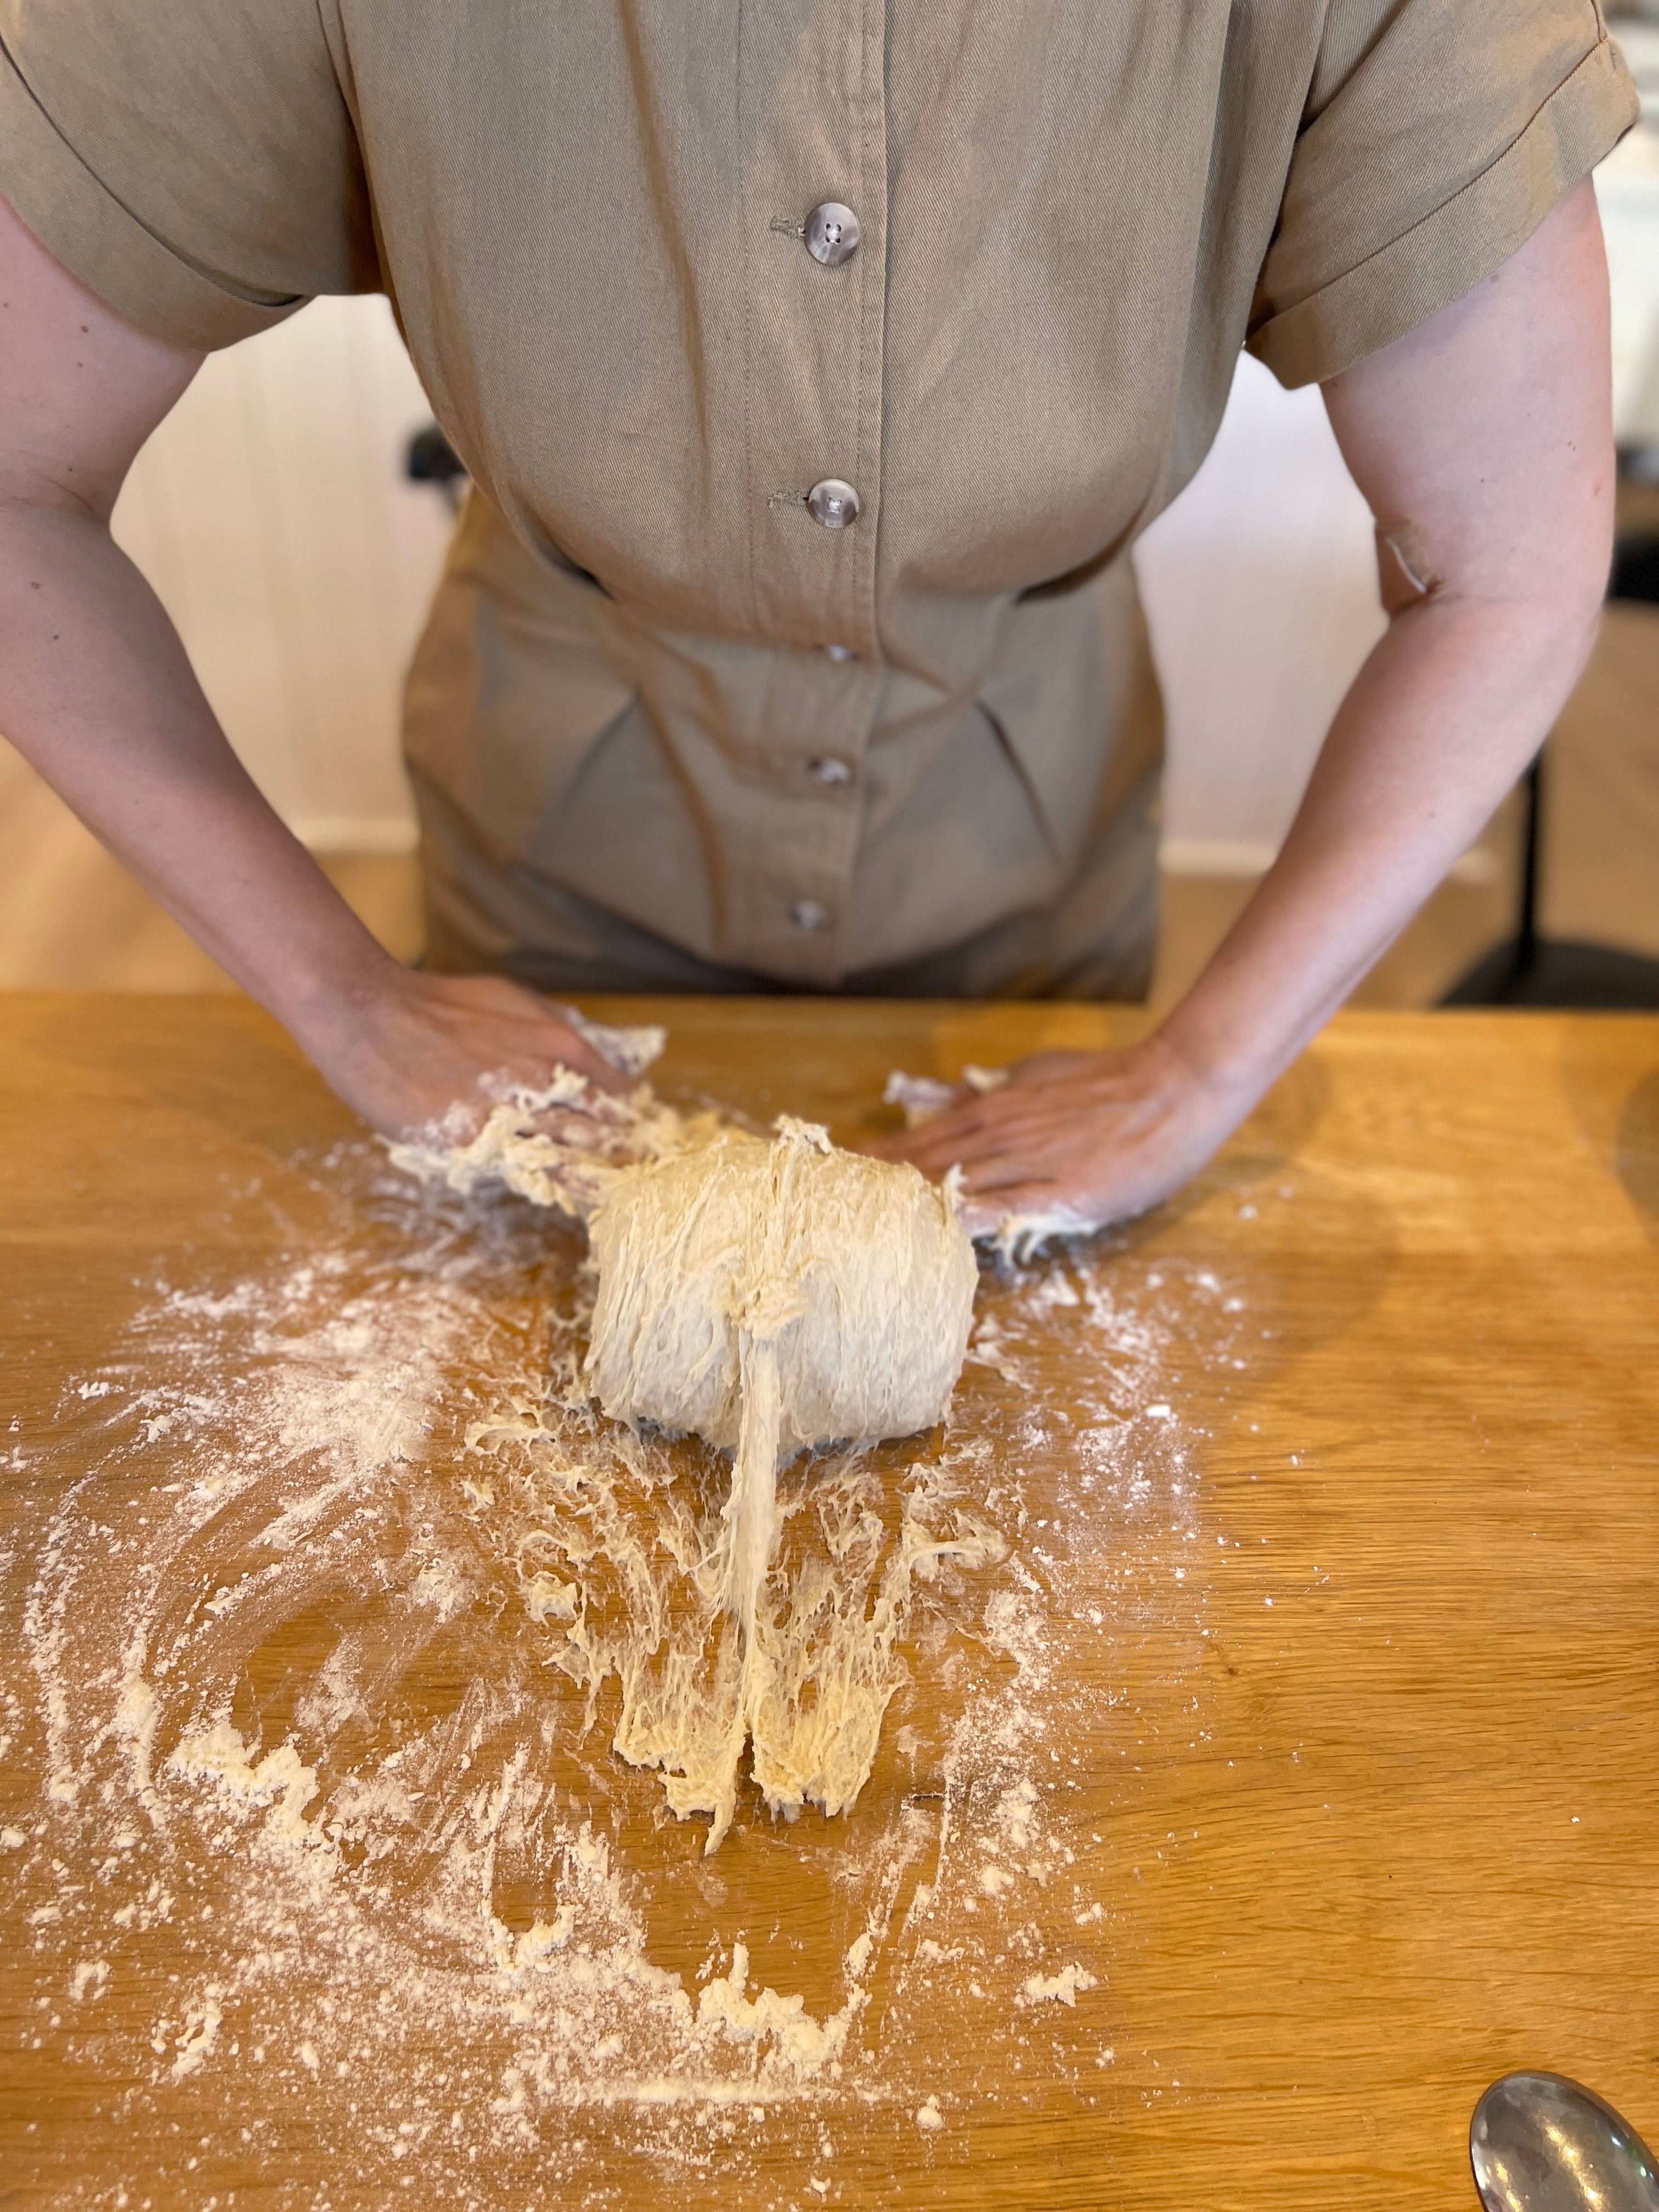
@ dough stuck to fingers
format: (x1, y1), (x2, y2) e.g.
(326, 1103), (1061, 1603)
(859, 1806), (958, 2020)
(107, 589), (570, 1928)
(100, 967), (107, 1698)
(387, 1064), (721, 1218)
(884, 1065), (1094, 1258)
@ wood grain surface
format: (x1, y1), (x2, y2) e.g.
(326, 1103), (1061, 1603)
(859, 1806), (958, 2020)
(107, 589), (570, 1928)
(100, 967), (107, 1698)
(2, 993), (1657, 2211)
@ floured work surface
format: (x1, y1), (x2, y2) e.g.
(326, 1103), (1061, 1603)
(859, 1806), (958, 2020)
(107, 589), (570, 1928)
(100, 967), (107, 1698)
(2, 996), (1658, 2211)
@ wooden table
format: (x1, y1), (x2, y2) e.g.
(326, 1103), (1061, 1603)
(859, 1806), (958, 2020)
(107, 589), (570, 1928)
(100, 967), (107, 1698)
(2, 994), (1656, 2211)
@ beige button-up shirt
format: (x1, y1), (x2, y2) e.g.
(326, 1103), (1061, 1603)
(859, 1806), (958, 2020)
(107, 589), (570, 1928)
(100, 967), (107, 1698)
(0, 2), (1637, 987)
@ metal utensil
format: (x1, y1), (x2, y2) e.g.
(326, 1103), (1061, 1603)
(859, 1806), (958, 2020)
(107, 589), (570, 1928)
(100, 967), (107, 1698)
(1471, 2072), (1659, 2212)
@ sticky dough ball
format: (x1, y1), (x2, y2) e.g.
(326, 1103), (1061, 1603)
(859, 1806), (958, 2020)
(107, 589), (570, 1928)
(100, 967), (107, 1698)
(584, 1129), (978, 1454)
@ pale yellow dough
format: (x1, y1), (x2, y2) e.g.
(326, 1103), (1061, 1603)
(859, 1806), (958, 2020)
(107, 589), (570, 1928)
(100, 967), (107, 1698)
(584, 1120), (978, 1846)
(395, 1084), (986, 1849)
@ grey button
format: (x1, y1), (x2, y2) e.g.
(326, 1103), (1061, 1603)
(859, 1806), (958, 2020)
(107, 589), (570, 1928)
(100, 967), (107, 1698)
(805, 201), (860, 268)
(807, 478), (860, 529)
(789, 898), (831, 932)
(807, 755), (853, 786)
(822, 642), (856, 662)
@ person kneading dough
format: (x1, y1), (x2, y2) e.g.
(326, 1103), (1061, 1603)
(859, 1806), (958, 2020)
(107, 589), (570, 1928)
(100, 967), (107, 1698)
(0, 3), (1635, 1230)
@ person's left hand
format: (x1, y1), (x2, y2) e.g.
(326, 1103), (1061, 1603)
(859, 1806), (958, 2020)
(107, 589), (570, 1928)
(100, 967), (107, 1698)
(867, 1036), (1239, 1239)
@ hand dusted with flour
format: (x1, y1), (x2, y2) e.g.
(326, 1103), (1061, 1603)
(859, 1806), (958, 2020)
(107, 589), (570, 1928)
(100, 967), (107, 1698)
(585, 1121), (979, 1847)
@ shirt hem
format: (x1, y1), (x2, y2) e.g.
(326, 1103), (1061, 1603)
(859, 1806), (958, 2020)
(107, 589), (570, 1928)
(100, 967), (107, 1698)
(1248, 36), (1639, 390)
(0, 36), (307, 352)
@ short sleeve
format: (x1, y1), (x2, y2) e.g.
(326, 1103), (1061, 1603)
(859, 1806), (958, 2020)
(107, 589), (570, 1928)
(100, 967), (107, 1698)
(0, 0), (379, 352)
(1248, 0), (1639, 388)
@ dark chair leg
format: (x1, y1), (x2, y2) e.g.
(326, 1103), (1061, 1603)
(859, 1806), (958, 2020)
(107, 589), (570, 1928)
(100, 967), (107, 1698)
(1441, 749), (1659, 1011)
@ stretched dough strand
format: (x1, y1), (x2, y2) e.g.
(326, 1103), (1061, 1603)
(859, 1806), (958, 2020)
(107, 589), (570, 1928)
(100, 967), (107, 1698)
(585, 1121), (978, 1846)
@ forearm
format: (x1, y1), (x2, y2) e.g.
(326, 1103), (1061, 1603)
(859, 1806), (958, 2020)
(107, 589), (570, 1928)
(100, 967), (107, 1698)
(0, 492), (403, 1041)
(1154, 582), (1600, 1109)
(872, 185), (1612, 1237)
(0, 194), (625, 1139)
(876, 585), (1605, 1236)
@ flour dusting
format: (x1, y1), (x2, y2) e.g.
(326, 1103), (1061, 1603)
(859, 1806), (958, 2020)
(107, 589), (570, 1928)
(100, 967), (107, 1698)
(2, 1128), (1251, 2202)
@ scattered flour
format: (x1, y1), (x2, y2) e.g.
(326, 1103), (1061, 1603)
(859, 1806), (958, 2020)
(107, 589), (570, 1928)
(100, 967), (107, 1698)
(170, 1994), (223, 2079)
(3, 1121), (1252, 2200)
(168, 1722), (320, 1840)
(1019, 1964), (1099, 2008)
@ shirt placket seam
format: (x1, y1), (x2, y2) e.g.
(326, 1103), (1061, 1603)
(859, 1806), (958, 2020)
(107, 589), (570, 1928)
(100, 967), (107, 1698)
(737, 0), (762, 642)
(819, 0), (885, 980)
(855, 0), (884, 664)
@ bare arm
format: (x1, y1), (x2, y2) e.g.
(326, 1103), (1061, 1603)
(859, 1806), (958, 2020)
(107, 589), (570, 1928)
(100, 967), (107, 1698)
(0, 195), (622, 1126)
(881, 180), (1613, 1231)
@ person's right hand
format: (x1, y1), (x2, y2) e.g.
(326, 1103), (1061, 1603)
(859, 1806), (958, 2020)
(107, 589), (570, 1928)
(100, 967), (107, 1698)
(300, 969), (633, 1145)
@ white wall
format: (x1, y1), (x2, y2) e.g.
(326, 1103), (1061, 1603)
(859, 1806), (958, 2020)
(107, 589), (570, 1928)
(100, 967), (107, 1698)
(111, 295), (450, 853)
(1598, 36), (1659, 450)
(1133, 355), (1384, 872)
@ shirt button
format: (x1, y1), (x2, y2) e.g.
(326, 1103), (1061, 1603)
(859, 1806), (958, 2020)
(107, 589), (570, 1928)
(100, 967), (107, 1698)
(807, 755), (853, 786)
(789, 898), (831, 932)
(805, 201), (860, 268)
(807, 478), (860, 529)
(821, 642), (856, 662)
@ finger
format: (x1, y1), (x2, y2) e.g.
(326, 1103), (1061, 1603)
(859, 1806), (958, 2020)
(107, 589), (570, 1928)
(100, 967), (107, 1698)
(890, 1111), (1054, 1177)
(542, 1027), (633, 1095)
(953, 1178), (1069, 1235)
(866, 1131), (978, 1177)
(540, 1075), (635, 1125)
(492, 1029), (634, 1102)
(871, 1096), (1012, 1158)
(866, 1086), (979, 1154)
(488, 987), (634, 1095)
(960, 1182), (1099, 1240)
(955, 1194), (1003, 1238)
(879, 1128), (1066, 1203)
(865, 1125), (996, 1171)
(524, 1104), (640, 1153)
(1002, 1049), (1092, 1086)
(955, 1153), (1068, 1199)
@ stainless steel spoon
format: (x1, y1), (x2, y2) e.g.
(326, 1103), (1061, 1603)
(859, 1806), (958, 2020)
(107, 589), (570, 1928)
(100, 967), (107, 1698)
(1471, 2072), (1659, 2212)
